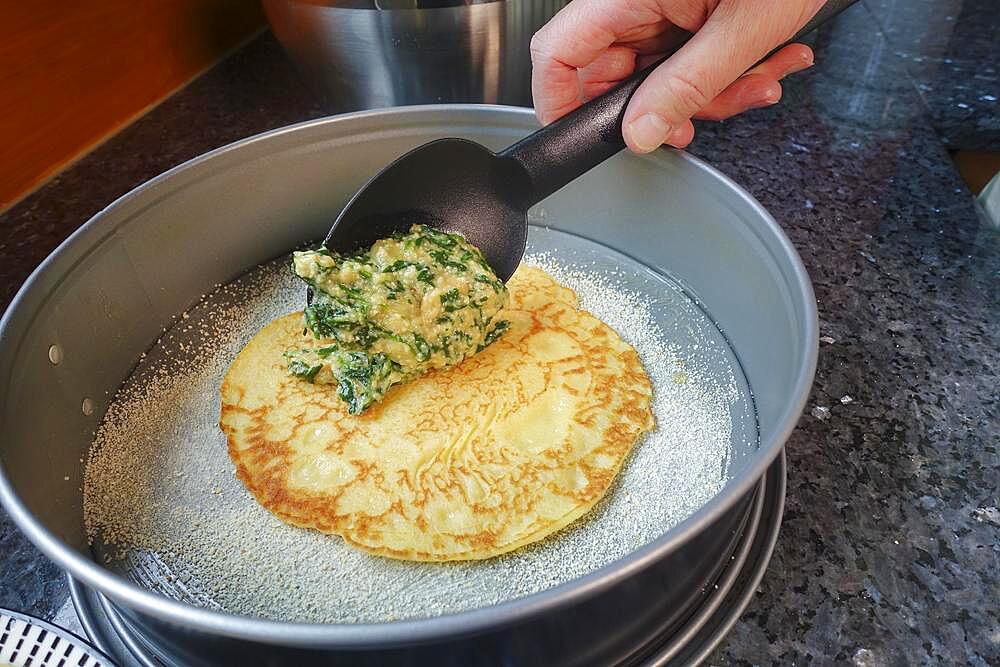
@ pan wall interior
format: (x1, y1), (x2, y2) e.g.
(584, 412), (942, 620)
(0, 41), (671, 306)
(0, 108), (809, 562)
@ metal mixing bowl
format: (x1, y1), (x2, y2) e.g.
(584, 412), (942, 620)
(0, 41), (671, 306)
(263, 0), (570, 110)
(0, 106), (817, 664)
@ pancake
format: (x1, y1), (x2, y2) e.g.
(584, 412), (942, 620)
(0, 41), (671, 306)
(220, 265), (655, 561)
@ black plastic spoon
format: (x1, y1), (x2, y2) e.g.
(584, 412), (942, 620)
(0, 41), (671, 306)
(321, 0), (857, 283)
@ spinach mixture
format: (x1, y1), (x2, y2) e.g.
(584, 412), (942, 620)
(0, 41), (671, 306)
(286, 224), (510, 413)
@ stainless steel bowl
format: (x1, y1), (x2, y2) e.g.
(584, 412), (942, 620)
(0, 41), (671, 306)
(0, 106), (817, 664)
(263, 0), (570, 110)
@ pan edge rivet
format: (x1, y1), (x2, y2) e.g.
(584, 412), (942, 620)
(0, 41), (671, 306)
(48, 344), (62, 365)
(82, 398), (94, 416)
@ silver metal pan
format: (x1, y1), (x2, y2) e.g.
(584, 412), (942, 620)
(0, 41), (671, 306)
(0, 106), (817, 664)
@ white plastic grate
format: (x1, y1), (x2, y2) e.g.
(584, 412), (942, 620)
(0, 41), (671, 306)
(0, 609), (111, 667)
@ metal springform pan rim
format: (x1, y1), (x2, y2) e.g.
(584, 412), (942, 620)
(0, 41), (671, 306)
(0, 105), (818, 648)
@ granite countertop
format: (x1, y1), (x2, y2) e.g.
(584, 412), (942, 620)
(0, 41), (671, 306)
(865, 0), (1000, 151)
(1, 0), (997, 664)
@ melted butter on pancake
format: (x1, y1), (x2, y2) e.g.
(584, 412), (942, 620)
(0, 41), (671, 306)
(220, 265), (655, 561)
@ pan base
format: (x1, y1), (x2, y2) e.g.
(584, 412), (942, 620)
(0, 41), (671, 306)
(70, 452), (784, 667)
(84, 225), (756, 623)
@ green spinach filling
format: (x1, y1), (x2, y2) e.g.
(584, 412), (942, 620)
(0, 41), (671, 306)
(286, 224), (510, 413)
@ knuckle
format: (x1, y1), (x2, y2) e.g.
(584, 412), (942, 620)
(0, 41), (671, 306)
(528, 31), (550, 63)
(662, 72), (713, 115)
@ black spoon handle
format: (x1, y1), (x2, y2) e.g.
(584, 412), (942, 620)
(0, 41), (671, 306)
(499, 0), (857, 207)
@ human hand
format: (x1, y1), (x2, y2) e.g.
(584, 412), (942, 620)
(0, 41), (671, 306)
(530, 0), (825, 152)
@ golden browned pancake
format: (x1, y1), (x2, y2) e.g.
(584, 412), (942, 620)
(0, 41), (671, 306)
(220, 265), (654, 561)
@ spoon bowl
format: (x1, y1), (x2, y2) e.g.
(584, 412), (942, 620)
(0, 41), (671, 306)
(322, 137), (529, 282)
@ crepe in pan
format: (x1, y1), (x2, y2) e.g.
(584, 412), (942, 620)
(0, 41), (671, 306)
(220, 265), (654, 561)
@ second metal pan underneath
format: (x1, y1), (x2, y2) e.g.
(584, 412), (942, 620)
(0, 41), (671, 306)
(71, 450), (785, 666)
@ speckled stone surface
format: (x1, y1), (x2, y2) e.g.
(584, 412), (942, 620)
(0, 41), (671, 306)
(864, 0), (1000, 151)
(695, 4), (999, 665)
(0, 2), (997, 665)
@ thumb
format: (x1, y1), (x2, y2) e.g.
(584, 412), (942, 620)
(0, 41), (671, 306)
(623, 0), (821, 153)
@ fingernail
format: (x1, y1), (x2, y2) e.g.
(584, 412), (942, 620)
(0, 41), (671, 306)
(745, 86), (781, 109)
(782, 55), (814, 77)
(626, 113), (671, 153)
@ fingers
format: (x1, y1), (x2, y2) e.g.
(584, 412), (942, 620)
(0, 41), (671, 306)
(576, 27), (697, 103)
(694, 75), (782, 121)
(586, 43), (813, 119)
(623, 1), (824, 152)
(746, 43), (814, 79)
(530, 0), (665, 123)
(579, 47), (636, 101)
(579, 47), (637, 88)
(618, 24), (690, 56)
(694, 44), (813, 121)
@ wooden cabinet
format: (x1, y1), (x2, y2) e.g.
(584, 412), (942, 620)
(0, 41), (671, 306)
(0, 1), (265, 210)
